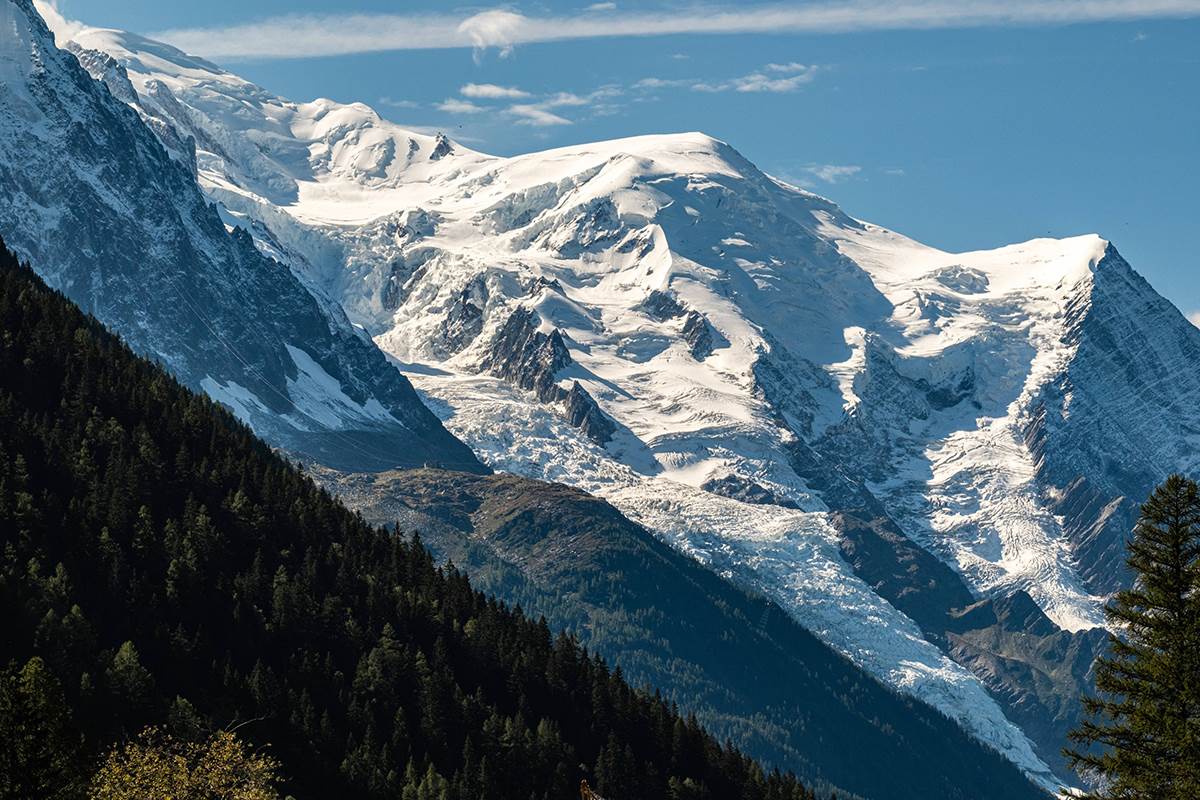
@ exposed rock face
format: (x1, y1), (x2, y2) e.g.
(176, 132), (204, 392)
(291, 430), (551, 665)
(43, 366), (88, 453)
(831, 509), (1106, 779)
(701, 474), (800, 508)
(429, 132), (453, 160)
(564, 381), (616, 442)
(833, 511), (977, 647)
(641, 289), (685, 320)
(1023, 247), (1200, 595)
(438, 280), (486, 355)
(63, 41), (136, 103)
(681, 310), (714, 360)
(480, 307), (615, 443)
(482, 307), (572, 399)
(0, 0), (484, 474)
(947, 593), (1107, 779)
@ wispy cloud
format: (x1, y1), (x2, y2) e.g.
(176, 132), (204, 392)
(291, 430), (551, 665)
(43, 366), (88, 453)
(804, 164), (863, 183)
(504, 87), (623, 126)
(32, 1), (86, 42)
(765, 61), (809, 72)
(637, 62), (819, 93)
(695, 63), (820, 92)
(507, 105), (575, 126)
(634, 77), (691, 90)
(437, 98), (486, 114)
(146, 1), (1200, 61)
(587, 2), (619, 10)
(378, 96), (420, 109)
(460, 82), (531, 99)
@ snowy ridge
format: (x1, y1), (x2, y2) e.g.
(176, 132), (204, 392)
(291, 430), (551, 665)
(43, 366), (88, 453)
(0, 0), (483, 473)
(43, 7), (1200, 787)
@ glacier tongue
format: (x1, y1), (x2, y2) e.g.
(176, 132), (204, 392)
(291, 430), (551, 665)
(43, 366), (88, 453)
(410, 366), (1059, 788)
(48, 7), (1200, 787)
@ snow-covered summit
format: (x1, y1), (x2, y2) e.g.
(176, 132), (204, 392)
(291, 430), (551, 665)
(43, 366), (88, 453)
(62, 22), (488, 225)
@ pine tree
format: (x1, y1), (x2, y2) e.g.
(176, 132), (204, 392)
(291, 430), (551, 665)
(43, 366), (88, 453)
(1066, 474), (1200, 798)
(0, 657), (84, 800)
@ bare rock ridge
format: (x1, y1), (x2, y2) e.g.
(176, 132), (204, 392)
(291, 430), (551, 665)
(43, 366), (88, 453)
(480, 307), (616, 443)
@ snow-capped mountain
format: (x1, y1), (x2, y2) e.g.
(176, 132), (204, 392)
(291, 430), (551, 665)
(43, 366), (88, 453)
(27, 1), (1200, 788)
(0, 0), (482, 474)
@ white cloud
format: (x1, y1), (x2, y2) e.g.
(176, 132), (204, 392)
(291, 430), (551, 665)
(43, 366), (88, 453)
(378, 96), (420, 109)
(507, 104), (574, 126)
(32, 1), (86, 42)
(437, 98), (486, 114)
(503, 86), (623, 126)
(458, 10), (527, 59)
(147, 1), (1200, 60)
(634, 77), (692, 90)
(1188, 310), (1200, 328)
(696, 63), (820, 92)
(460, 82), (531, 99)
(638, 63), (819, 94)
(805, 164), (863, 183)
(539, 91), (594, 107)
(588, 2), (619, 10)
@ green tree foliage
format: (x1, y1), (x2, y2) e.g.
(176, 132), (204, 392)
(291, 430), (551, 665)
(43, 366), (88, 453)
(0, 657), (84, 800)
(1066, 474), (1200, 798)
(0, 237), (816, 799)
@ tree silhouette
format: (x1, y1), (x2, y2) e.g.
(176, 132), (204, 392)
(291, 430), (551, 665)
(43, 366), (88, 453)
(1066, 474), (1200, 798)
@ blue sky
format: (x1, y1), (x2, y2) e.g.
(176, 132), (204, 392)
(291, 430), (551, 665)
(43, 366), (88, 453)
(48, 1), (1200, 318)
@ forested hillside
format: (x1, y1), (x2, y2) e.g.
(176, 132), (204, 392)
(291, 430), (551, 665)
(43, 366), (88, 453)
(0, 237), (814, 800)
(333, 468), (1052, 800)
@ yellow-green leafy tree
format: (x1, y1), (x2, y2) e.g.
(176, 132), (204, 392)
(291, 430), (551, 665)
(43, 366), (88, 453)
(90, 727), (282, 800)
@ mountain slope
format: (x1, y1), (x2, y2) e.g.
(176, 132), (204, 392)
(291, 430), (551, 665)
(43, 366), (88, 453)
(0, 0), (482, 473)
(38, 6), (1200, 787)
(0, 235), (820, 800)
(329, 467), (1051, 800)
(0, 5), (1058, 791)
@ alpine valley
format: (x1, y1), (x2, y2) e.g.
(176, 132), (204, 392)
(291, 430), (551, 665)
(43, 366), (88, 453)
(5, 0), (1199, 796)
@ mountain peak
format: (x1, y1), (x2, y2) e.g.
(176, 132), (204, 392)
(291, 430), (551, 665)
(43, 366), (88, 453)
(0, 0), (486, 473)
(1, 0), (54, 96)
